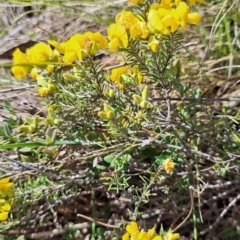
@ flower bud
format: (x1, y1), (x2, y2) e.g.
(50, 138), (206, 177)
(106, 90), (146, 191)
(133, 94), (142, 104)
(140, 100), (147, 109)
(107, 110), (115, 120)
(103, 103), (112, 113)
(98, 111), (108, 119)
(141, 85), (149, 101)
(18, 125), (30, 133)
(108, 88), (114, 98)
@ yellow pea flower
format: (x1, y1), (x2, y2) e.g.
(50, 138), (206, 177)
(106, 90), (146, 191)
(30, 68), (40, 80)
(148, 227), (156, 238)
(162, 158), (175, 174)
(130, 21), (149, 39)
(147, 9), (166, 33)
(128, 0), (144, 6)
(46, 64), (54, 73)
(62, 38), (81, 63)
(48, 39), (65, 54)
(110, 66), (129, 83)
(148, 36), (159, 52)
(63, 51), (78, 64)
(0, 212), (9, 221)
(11, 48), (31, 79)
(26, 42), (53, 64)
(115, 11), (139, 30)
(122, 232), (130, 240)
(0, 178), (14, 198)
(90, 32), (108, 49)
(187, 0), (204, 6)
(38, 87), (48, 97)
(107, 24), (128, 50)
(153, 237), (163, 240)
(164, 232), (180, 240)
(126, 222), (139, 237)
(187, 12), (201, 25)
(162, 12), (179, 33)
(0, 201), (11, 212)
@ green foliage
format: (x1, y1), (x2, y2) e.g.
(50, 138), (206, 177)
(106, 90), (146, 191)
(0, 0), (240, 239)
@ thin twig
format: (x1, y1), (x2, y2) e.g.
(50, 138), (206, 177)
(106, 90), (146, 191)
(77, 213), (120, 229)
(172, 186), (194, 232)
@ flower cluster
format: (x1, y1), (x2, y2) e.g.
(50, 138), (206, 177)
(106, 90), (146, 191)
(11, 1), (202, 94)
(122, 222), (179, 240)
(11, 31), (108, 96)
(107, 0), (202, 51)
(49, 32), (108, 64)
(0, 177), (14, 221)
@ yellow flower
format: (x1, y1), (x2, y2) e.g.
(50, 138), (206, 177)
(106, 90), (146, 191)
(164, 232), (180, 240)
(175, 1), (189, 29)
(0, 201), (11, 212)
(148, 227), (156, 238)
(148, 36), (160, 52)
(83, 31), (108, 55)
(122, 222), (165, 240)
(130, 21), (149, 39)
(122, 232), (130, 240)
(0, 212), (9, 221)
(46, 64), (54, 73)
(26, 42), (53, 65)
(63, 32), (107, 62)
(138, 231), (150, 240)
(147, 9), (167, 33)
(107, 24), (128, 50)
(187, 12), (201, 25)
(153, 237), (163, 240)
(62, 37), (81, 63)
(187, 0), (204, 6)
(30, 68), (40, 80)
(128, 0), (144, 6)
(11, 48), (31, 79)
(162, 158), (175, 174)
(0, 178), (14, 198)
(161, 11), (179, 33)
(147, 1), (201, 35)
(38, 87), (49, 97)
(48, 39), (65, 54)
(115, 11), (139, 30)
(110, 66), (129, 83)
(126, 222), (139, 237)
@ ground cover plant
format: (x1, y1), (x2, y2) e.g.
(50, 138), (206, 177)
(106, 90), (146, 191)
(0, 0), (240, 239)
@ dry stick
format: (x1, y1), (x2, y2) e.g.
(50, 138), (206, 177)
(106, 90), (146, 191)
(27, 222), (90, 239)
(150, 97), (240, 102)
(200, 193), (240, 236)
(0, 85), (37, 93)
(77, 213), (119, 229)
(20, 17), (65, 41)
(172, 186), (194, 232)
(0, 153), (67, 181)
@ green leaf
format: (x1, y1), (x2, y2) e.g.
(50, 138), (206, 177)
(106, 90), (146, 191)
(3, 122), (12, 137)
(104, 155), (115, 163)
(96, 165), (107, 170)
(3, 100), (15, 115)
